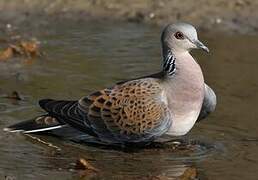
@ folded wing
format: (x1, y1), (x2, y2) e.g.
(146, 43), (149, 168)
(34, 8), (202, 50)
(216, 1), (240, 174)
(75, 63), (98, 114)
(39, 78), (172, 143)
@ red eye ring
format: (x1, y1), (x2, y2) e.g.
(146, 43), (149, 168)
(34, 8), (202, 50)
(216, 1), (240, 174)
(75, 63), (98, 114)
(174, 31), (184, 39)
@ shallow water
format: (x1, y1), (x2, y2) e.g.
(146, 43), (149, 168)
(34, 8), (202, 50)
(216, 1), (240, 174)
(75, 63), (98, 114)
(0, 21), (258, 179)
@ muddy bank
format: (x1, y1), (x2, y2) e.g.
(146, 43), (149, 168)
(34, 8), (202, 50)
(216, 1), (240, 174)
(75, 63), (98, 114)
(0, 0), (258, 34)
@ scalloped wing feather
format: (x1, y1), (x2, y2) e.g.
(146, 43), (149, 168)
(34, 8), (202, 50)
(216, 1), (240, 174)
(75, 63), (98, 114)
(79, 78), (172, 143)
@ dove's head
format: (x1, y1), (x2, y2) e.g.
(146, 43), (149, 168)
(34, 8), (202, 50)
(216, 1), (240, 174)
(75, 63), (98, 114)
(161, 22), (209, 54)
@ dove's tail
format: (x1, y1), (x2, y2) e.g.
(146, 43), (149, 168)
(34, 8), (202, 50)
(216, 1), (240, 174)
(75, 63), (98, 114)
(3, 115), (100, 143)
(3, 115), (66, 134)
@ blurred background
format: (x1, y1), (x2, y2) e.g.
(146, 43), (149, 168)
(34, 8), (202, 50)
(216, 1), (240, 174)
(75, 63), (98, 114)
(0, 0), (258, 180)
(1, 0), (258, 33)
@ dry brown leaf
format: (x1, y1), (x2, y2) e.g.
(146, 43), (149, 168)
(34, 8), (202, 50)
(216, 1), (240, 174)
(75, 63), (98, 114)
(0, 47), (14, 61)
(20, 41), (40, 57)
(179, 167), (197, 180)
(0, 39), (41, 62)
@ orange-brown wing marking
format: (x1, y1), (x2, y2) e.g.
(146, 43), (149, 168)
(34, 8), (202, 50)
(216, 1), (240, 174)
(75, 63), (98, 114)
(79, 79), (171, 141)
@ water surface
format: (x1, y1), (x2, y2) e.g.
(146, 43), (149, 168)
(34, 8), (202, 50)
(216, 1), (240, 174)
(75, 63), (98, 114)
(0, 21), (258, 179)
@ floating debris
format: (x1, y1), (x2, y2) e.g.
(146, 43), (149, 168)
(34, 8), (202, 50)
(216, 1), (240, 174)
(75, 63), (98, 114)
(20, 40), (41, 57)
(75, 158), (98, 172)
(0, 47), (14, 61)
(2, 91), (23, 105)
(135, 175), (170, 180)
(0, 39), (42, 61)
(74, 158), (99, 178)
(4, 175), (16, 180)
(6, 23), (12, 29)
(149, 13), (155, 19)
(25, 134), (61, 151)
(4, 91), (22, 101)
(179, 167), (197, 180)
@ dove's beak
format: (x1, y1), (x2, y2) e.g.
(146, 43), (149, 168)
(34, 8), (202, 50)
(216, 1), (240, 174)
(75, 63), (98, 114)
(194, 40), (209, 53)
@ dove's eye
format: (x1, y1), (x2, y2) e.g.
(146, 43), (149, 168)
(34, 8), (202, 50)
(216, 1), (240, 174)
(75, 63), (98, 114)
(174, 31), (184, 40)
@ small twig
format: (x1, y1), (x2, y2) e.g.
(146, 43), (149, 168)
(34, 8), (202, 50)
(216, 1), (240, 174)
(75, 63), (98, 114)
(75, 158), (99, 172)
